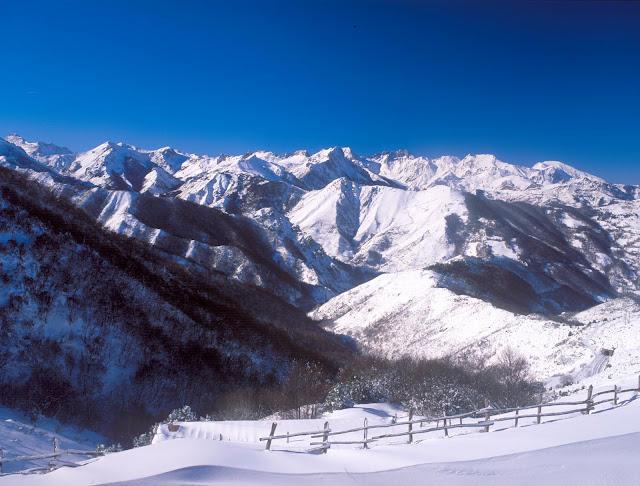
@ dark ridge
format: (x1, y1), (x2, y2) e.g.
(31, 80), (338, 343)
(456, 192), (615, 309)
(430, 257), (599, 315)
(0, 167), (355, 440)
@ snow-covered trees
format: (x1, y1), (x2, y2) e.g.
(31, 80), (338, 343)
(210, 353), (542, 422)
(323, 355), (542, 415)
(0, 168), (349, 443)
(165, 405), (197, 423)
(479, 348), (544, 407)
(281, 360), (330, 419)
(133, 405), (202, 447)
(214, 361), (331, 420)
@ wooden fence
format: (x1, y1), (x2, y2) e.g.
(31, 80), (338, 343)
(259, 377), (640, 453)
(3, 379), (637, 472)
(0, 437), (102, 474)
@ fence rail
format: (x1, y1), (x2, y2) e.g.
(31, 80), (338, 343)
(259, 376), (640, 453)
(0, 437), (101, 474)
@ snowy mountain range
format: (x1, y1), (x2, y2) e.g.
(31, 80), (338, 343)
(3, 134), (638, 304)
(1, 134), (639, 394)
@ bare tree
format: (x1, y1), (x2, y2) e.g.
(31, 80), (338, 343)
(490, 348), (541, 406)
(282, 360), (330, 419)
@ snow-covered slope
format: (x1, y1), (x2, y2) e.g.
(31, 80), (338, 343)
(2, 134), (639, 382)
(4, 132), (640, 469)
(5, 134), (75, 172)
(312, 270), (640, 383)
(0, 167), (353, 439)
(290, 183), (467, 271)
(0, 138), (56, 173)
(67, 142), (181, 193)
(0, 407), (103, 474)
(3, 135), (637, 310)
(5, 381), (639, 485)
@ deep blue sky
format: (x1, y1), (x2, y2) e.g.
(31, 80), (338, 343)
(1, 1), (639, 183)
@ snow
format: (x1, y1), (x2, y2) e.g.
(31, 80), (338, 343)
(312, 271), (640, 384)
(532, 160), (605, 183)
(4, 135), (75, 172)
(287, 178), (355, 258)
(95, 191), (138, 233)
(485, 239), (519, 259)
(5, 133), (639, 305)
(0, 407), (104, 474)
(2, 134), (621, 207)
(153, 403), (404, 447)
(4, 381), (639, 485)
(290, 183), (468, 271)
(66, 142), (181, 192)
(560, 213), (584, 229)
(7, 128), (638, 381)
(3, 134), (640, 484)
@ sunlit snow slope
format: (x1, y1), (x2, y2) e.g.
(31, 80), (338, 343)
(2, 134), (639, 385)
(4, 380), (640, 486)
(312, 270), (640, 383)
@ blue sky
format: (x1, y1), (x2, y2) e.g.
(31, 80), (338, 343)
(1, 0), (639, 183)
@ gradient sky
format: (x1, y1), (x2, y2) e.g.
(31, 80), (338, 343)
(1, 0), (639, 183)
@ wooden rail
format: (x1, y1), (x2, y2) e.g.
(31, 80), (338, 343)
(259, 376), (640, 452)
(0, 437), (101, 474)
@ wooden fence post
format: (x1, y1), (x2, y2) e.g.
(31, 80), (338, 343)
(536, 405), (542, 424)
(0, 448), (3, 474)
(50, 437), (60, 469)
(408, 409), (413, 444)
(586, 385), (594, 414)
(363, 418), (368, 449)
(613, 385), (619, 406)
(483, 400), (491, 432)
(514, 409), (519, 427)
(443, 411), (449, 438)
(265, 422), (277, 451)
(286, 431), (290, 444)
(322, 421), (329, 454)
(637, 374), (640, 392)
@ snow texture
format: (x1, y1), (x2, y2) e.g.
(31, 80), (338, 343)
(4, 378), (640, 485)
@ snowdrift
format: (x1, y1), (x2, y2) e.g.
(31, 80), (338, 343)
(3, 377), (639, 486)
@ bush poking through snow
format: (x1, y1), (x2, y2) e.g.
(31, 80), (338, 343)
(165, 405), (197, 423)
(214, 360), (331, 420)
(95, 443), (123, 454)
(209, 353), (542, 421)
(133, 405), (201, 447)
(323, 353), (543, 415)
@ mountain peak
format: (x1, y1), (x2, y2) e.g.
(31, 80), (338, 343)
(381, 149), (411, 159)
(532, 160), (603, 183)
(308, 147), (357, 163)
(340, 147), (356, 159)
(461, 153), (499, 164)
(95, 140), (133, 151)
(5, 133), (27, 144)
(5, 134), (73, 157)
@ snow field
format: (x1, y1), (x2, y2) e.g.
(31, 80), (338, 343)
(0, 407), (103, 475)
(3, 378), (639, 485)
(313, 270), (640, 385)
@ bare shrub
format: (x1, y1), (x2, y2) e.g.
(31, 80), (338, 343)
(324, 352), (543, 415)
